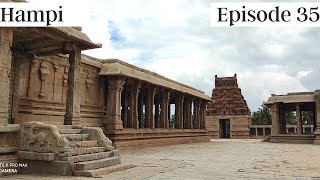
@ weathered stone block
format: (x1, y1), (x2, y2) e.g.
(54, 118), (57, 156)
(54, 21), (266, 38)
(18, 151), (55, 161)
(75, 156), (121, 171)
(20, 160), (74, 176)
(65, 151), (113, 163)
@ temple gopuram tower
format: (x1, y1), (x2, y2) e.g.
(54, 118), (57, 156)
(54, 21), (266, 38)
(206, 74), (251, 138)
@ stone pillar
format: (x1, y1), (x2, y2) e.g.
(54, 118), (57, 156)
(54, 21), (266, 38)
(105, 77), (125, 130)
(175, 94), (184, 129)
(315, 91), (320, 145)
(138, 92), (144, 128)
(64, 44), (81, 125)
(0, 28), (13, 125)
(145, 86), (156, 129)
(296, 104), (302, 134)
(313, 110), (317, 132)
(200, 101), (207, 129)
(263, 127), (266, 136)
(183, 96), (192, 129)
(121, 89), (129, 128)
(154, 94), (160, 128)
(255, 128), (258, 136)
(193, 99), (200, 129)
(160, 89), (170, 129)
(127, 81), (141, 129)
(168, 102), (171, 128)
(271, 103), (280, 135)
(279, 109), (286, 134)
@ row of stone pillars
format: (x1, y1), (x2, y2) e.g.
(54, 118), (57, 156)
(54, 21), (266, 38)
(271, 103), (318, 135)
(104, 78), (207, 131)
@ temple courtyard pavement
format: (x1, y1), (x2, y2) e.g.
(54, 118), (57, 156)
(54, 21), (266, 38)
(4, 139), (320, 179)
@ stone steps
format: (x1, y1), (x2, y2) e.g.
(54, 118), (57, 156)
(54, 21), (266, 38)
(73, 163), (136, 177)
(69, 140), (98, 148)
(55, 125), (75, 129)
(63, 134), (89, 141)
(59, 128), (82, 134)
(75, 156), (121, 171)
(71, 147), (106, 156)
(54, 125), (133, 177)
(66, 151), (113, 163)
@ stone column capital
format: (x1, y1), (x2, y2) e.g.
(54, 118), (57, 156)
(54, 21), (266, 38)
(107, 77), (126, 90)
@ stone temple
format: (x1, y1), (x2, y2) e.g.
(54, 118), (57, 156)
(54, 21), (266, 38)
(206, 74), (251, 139)
(0, 26), (210, 177)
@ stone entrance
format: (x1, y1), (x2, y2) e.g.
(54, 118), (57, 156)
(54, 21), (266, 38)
(206, 74), (251, 139)
(219, 119), (230, 138)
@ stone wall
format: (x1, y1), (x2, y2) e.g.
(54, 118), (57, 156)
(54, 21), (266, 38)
(13, 53), (104, 126)
(206, 115), (251, 138)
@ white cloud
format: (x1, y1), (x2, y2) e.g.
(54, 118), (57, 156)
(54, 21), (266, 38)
(28, 0), (318, 111)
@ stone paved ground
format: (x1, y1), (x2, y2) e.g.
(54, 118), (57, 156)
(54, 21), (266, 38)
(3, 139), (320, 179)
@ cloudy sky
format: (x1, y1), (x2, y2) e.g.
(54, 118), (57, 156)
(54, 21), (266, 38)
(30, 0), (320, 111)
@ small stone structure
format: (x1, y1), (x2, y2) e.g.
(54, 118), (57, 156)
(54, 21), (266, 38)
(206, 74), (251, 138)
(264, 91), (320, 144)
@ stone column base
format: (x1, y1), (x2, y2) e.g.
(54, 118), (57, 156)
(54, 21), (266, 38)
(64, 116), (81, 125)
(104, 114), (123, 131)
(313, 131), (320, 145)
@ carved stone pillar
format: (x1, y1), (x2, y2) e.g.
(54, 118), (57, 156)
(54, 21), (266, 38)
(193, 99), (200, 129)
(314, 92), (320, 144)
(64, 44), (81, 125)
(0, 28), (13, 125)
(271, 103), (280, 135)
(121, 89), (129, 128)
(138, 91), (144, 128)
(154, 93), (160, 128)
(105, 77), (125, 131)
(145, 86), (156, 129)
(279, 109), (286, 134)
(175, 94), (184, 129)
(184, 96), (192, 129)
(127, 80), (141, 129)
(200, 101), (207, 129)
(160, 89), (170, 129)
(296, 104), (302, 134)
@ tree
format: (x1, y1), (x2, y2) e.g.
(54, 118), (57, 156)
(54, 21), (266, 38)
(170, 114), (175, 128)
(251, 104), (272, 125)
(302, 111), (313, 125)
(285, 111), (296, 125)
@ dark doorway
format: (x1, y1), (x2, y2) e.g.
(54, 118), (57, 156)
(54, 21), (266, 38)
(219, 119), (230, 138)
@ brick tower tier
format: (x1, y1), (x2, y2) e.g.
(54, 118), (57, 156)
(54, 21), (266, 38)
(206, 74), (251, 139)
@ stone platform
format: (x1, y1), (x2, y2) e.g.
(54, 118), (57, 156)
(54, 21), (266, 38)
(269, 134), (315, 144)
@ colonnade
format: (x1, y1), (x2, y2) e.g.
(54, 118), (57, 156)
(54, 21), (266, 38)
(270, 103), (318, 135)
(105, 78), (207, 131)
